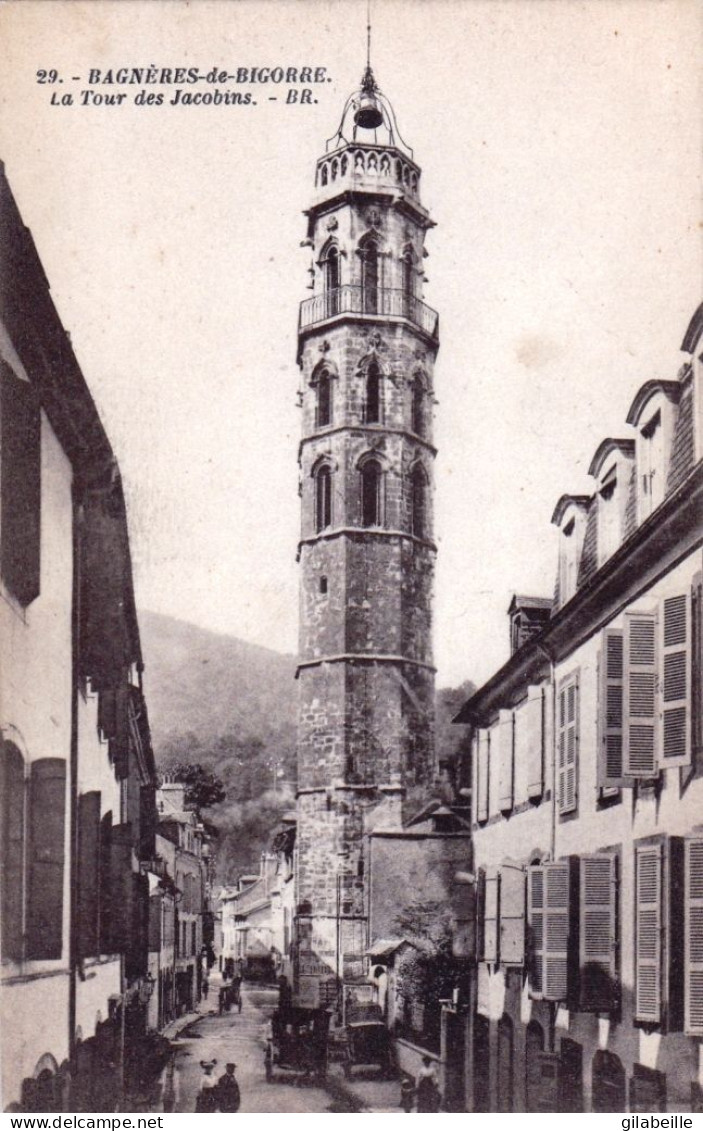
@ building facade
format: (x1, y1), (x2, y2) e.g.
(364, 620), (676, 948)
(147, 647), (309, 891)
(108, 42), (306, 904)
(293, 65), (441, 1011)
(0, 163), (158, 1111)
(456, 305), (703, 1113)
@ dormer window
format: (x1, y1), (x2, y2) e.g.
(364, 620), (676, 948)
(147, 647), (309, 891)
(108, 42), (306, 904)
(626, 381), (680, 525)
(588, 438), (635, 568)
(551, 495), (590, 609)
(640, 409), (665, 516)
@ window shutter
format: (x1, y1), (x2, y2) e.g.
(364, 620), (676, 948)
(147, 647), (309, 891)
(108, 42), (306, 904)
(624, 612), (658, 776)
(635, 842), (662, 1023)
(558, 677), (578, 814)
(685, 837), (703, 1035)
(527, 866), (545, 996)
(579, 854), (618, 1012)
(77, 791), (101, 959)
(691, 574), (702, 768)
(1, 742), (25, 961)
(99, 811), (113, 954)
(484, 868), (500, 963)
(104, 823), (134, 955)
(26, 759), (67, 960)
(477, 729), (489, 822)
(500, 862), (525, 965)
(0, 367), (41, 606)
(525, 685), (545, 799)
(476, 867), (486, 961)
(543, 863), (570, 1000)
(598, 629), (629, 788)
(149, 893), (163, 952)
(497, 709), (514, 812)
(660, 594), (691, 769)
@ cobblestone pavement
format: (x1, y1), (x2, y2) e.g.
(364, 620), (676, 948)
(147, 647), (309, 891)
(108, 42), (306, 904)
(155, 984), (338, 1114)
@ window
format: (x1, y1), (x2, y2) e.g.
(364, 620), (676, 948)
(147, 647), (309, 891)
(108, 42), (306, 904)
(402, 247), (415, 317)
(497, 1016), (514, 1112)
(527, 862), (570, 1000)
(497, 709), (514, 812)
(557, 673), (579, 814)
(360, 238), (379, 313)
(592, 1051), (626, 1113)
(365, 361), (381, 424)
(410, 463), (427, 538)
(598, 628), (626, 787)
(360, 459), (382, 527)
(499, 862), (526, 965)
(624, 611), (657, 777)
(640, 410), (666, 517)
(411, 375), (424, 435)
(316, 369), (332, 428)
(77, 791), (102, 960)
(323, 246), (340, 317)
(319, 575), (328, 595)
(26, 759), (67, 960)
(315, 465), (332, 532)
(0, 366), (41, 606)
(558, 1039), (583, 1113)
(525, 1021), (545, 1113)
(598, 466), (620, 563)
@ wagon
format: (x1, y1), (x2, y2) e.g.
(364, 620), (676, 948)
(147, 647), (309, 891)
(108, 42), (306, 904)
(264, 1006), (330, 1085)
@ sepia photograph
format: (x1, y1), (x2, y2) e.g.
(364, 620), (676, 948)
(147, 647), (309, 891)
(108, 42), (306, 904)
(0, 0), (701, 1115)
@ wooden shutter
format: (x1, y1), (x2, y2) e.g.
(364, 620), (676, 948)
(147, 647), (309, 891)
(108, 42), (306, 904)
(497, 709), (515, 812)
(558, 676), (578, 814)
(149, 893), (163, 951)
(104, 823), (134, 954)
(476, 867), (486, 961)
(624, 612), (658, 776)
(484, 868), (500, 962)
(660, 594), (691, 769)
(477, 729), (489, 822)
(635, 842), (662, 1023)
(691, 574), (702, 768)
(0, 367), (41, 606)
(685, 836), (703, 1035)
(500, 862), (525, 965)
(99, 811), (113, 954)
(1, 742), (25, 961)
(579, 854), (618, 1012)
(543, 863), (570, 1000)
(26, 759), (67, 960)
(598, 629), (629, 788)
(527, 866), (545, 996)
(525, 685), (545, 799)
(77, 791), (101, 959)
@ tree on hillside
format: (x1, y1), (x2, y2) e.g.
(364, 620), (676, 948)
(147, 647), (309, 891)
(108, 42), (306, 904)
(165, 762), (226, 814)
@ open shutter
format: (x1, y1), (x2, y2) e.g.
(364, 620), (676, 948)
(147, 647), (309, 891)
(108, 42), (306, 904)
(497, 709), (514, 812)
(685, 837), (703, 1035)
(476, 729), (489, 822)
(26, 759), (67, 960)
(691, 574), (702, 768)
(527, 866), (545, 997)
(660, 594), (691, 769)
(0, 367), (41, 606)
(558, 676), (578, 814)
(598, 629), (630, 788)
(104, 823), (134, 954)
(635, 842), (662, 1023)
(484, 868), (500, 962)
(543, 863), (570, 1000)
(77, 791), (101, 959)
(476, 867), (486, 961)
(525, 685), (545, 799)
(1, 742), (25, 961)
(579, 854), (618, 1011)
(500, 862), (525, 965)
(624, 611), (658, 776)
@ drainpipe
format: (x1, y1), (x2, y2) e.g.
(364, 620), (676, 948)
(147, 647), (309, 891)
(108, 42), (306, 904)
(68, 484), (83, 1073)
(535, 641), (557, 862)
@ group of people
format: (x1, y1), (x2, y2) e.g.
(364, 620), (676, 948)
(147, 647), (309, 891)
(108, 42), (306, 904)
(196, 1061), (241, 1113)
(400, 1056), (441, 1113)
(218, 974), (243, 1014)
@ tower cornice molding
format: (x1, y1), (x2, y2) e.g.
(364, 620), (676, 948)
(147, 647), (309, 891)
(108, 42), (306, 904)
(298, 424), (437, 461)
(296, 653), (437, 678)
(297, 311), (439, 363)
(297, 525), (437, 557)
(304, 190), (435, 235)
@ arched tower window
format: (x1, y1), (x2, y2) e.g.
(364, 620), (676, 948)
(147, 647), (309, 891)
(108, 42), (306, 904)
(316, 369), (332, 428)
(315, 465), (332, 532)
(411, 375), (424, 435)
(365, 361), (381, 424)
(321, 244), (340, 317)
(410, 464), (428, 538)
(360, 459), (382, 527)
(402, 246), (415, 316)
(360, 237), (380, 314)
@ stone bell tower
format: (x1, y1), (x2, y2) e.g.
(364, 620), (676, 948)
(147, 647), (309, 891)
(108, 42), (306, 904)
(293, 65), (439, 1009)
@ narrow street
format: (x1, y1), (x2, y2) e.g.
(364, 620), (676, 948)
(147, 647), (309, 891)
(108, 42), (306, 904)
(160, 985), (337, 1114)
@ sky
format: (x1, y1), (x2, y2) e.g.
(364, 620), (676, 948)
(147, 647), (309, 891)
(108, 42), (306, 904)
(0, 0), (700, 689)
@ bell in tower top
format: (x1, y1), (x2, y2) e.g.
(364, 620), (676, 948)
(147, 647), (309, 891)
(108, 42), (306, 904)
(354, 65), (384, 130)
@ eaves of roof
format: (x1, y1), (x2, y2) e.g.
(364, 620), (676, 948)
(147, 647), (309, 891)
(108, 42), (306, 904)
(455, 460), (703, 725)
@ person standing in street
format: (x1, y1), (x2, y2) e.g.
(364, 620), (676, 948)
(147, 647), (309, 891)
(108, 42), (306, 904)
(216, 1063), (241, 1113)
(416, 1056), (440, 1113)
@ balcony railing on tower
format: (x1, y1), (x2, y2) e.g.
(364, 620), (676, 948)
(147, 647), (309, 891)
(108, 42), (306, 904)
(299, 285), (439, 340)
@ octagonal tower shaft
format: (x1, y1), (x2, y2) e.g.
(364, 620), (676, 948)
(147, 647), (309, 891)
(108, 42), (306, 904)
(294, 87), (439, 1008)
